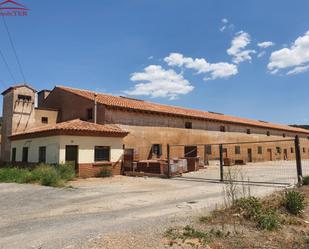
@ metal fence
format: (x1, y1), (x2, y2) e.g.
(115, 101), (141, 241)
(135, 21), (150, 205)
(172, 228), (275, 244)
(167, 136), (309, 186)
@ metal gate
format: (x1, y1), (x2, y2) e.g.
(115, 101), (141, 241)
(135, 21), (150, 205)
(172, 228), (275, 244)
(167, 136), (309, 186)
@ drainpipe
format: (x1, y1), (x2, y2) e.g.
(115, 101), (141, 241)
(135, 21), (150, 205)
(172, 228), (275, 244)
(94, 93), (97, 124)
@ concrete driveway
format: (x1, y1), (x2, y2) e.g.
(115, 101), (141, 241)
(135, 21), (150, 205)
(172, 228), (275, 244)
(0, 168), (288, 249)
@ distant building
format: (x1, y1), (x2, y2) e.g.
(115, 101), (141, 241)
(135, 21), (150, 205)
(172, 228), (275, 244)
(2, 84), (309, 177)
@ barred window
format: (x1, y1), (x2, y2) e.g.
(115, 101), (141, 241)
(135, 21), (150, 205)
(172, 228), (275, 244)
(94, 146), (110, 161)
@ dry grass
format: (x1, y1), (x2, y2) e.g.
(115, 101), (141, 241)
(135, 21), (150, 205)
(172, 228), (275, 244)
(164, 186), (309, 249)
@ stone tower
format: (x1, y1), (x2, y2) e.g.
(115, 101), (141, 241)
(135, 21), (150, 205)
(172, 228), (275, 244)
(1, 84), (36, 162)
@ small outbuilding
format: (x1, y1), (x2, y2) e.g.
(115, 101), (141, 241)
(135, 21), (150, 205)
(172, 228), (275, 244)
(9, 119), (129, 178)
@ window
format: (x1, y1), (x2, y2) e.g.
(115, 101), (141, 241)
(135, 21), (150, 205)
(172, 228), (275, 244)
(246, 129), (251, 134)
(185, 122), (192, 129)
(291, 147), (294, 153)
(94, 146), (110, 161)
(41, 117), (48, 124)
(220, 126), (226, 132)
(184, 146), (197, 157)
(205, 145), (212, 155)
(12, 148), (16, 162)
(39, 146), (46, 163)
(18, 94), (31, 101)
(87, 108), (93, 120)
(235, 146), (241, 154)
(267, 131), (270, 136)
(283, 133), (286, 137)
(152, 144), (162, 157)
(276, 147), (281, 154)
(22, 147), (28, 163)
(258, 146), (263, 154)
(303, 148), (306, 153)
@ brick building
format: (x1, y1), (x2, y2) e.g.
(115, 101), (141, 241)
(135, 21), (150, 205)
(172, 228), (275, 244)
(2, 84), (309, 177)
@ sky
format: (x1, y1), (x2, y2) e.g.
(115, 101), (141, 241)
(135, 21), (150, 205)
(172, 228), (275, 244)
(0, 0), (309, 124)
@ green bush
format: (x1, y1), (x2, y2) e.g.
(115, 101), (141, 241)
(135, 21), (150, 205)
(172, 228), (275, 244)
(303, 176), (309, 185)
(234, 196), (262, 219)
(97, 166), (113, 178)
(0, 168), (33, 183)
(32, 165), (61, 187)
(257, 208), (280, 231)
(0, 164), (76, 187)
(55, 163), (75, 181)
(283, 191), (305, 215)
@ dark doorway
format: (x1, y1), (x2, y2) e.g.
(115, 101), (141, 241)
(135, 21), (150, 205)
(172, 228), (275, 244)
(184, 146), (197, 157)
(22, 147), (28, 163)
(65, 145), (78, 172)
(247, 148), (252, 162)
(123, 148), (134, 172)
(222, 148), (228, 159)
(284, 149), (288, 160)
(267, 148), (272, 161)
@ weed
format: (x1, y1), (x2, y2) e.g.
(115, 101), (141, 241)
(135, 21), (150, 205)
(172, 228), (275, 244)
(32, 165), (61, 187)
(55, 163), (75, 181)
(303, 176), (309, 185)
(234, 196), (262, 220)
(283, 191), (305, 215)
(97, 166), (113, 178)
(257, 208), (280, 231)
(0, 163), (76, 187)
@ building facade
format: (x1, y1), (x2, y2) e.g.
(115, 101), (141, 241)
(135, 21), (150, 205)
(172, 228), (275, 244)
(2, 84), (309, 177)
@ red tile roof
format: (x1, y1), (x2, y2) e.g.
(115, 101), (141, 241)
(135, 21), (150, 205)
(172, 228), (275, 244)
(10, 119), (128, 140)
(56, 85), (309, 135)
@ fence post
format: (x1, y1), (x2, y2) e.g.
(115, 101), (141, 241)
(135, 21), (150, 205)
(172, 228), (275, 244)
(167, 144), (170, 178)
(219, 144), (224, 181)
(294, 135), (303, 185)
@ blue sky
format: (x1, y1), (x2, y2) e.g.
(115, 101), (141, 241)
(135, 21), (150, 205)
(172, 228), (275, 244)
(0, 0), (309, 124)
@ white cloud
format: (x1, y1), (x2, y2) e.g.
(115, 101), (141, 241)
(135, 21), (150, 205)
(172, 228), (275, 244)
(227, 31), (256, 64)
(164, 53), (238, 80)
(257, 51), (266, 58)
(257, 41), (274, 48)
(125, 65), (193, 100)
(287, 65), (309, 75)
(148, 55), (154, 60)
(219, 18), (234, 32)
(220, 26), (226, 32)
(268, 31), (309, 75)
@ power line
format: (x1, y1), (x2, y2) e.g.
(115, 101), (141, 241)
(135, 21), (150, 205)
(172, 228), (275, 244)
(0, 48), (16, 84)
(1, 15), (26, 83)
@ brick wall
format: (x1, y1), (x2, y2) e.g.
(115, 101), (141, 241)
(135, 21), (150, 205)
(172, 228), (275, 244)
(78, 162), (121, 178)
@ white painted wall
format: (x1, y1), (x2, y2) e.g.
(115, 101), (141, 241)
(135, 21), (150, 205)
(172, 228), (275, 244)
(11, 135), (124, 164)
(58, 136), (124, 164)
(11, 136), (60, 164)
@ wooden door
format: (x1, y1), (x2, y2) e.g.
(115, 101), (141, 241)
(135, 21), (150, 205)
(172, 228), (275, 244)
(247, 148), (252, 162)
(65, 145), (78, 171)
(267, 149), (272, 161)
(123, 149), (134, 172)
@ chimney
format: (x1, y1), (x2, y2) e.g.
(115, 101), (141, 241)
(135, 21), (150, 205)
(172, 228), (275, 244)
(94, 93), (97, 124)
(37, 89), (51, 107)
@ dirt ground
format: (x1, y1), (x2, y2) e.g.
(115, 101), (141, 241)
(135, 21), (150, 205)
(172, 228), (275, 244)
(163, 186), (309, 249)
(0, 164), (306, 249)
